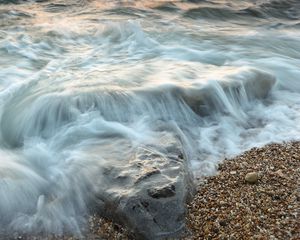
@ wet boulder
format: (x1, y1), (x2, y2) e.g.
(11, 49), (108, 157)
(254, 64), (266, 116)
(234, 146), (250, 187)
(94, 132), (195, 239)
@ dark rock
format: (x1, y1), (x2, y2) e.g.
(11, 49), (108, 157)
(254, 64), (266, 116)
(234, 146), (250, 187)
(94, 132), (195, 239)
(219, 220), (228, 227)
(147, 184), (176, 199)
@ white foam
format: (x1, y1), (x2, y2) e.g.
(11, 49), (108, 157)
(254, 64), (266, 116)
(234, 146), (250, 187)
(0, 0), (299, 235)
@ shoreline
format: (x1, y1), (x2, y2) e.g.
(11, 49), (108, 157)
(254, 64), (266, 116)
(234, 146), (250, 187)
(2, 141), (299, 240)
(96, 141), (300, 239)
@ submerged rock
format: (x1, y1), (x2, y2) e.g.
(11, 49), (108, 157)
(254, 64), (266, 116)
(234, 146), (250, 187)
(93, 132), (195, 239)
(147, 184), (176, 199)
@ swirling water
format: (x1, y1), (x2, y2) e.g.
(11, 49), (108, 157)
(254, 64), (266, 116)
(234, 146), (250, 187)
(0, 0), (299, 236)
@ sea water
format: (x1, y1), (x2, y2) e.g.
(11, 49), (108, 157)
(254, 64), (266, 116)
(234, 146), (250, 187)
(0, 0), (299, 235)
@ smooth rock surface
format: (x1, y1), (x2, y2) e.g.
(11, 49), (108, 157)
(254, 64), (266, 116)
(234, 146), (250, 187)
(245, 171), (258, 184)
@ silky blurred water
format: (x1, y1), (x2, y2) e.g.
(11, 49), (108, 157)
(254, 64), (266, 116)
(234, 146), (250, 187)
(0, 0), (299, 235)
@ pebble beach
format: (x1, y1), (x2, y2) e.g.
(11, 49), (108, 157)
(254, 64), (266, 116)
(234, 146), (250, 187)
(185, 141), (300, 240)
(99, 141), (300, 240)
(6, 141), (299, 240)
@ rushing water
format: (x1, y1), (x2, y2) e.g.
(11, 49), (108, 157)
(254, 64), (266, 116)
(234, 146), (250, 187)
(0, 0), (299, 236)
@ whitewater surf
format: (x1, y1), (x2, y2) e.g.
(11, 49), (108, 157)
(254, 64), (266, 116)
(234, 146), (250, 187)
(0, 0), (299, 238)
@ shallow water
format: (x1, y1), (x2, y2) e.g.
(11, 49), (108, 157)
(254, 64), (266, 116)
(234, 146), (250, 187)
(0, 0), (299, 235)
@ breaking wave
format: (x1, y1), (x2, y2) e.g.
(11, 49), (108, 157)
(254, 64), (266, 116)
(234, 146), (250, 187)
(0, 0), (299, 236)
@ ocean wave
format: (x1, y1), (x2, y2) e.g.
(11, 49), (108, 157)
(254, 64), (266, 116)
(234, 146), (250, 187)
(0, 68), (275, 148)
(0, 0), (300, 236)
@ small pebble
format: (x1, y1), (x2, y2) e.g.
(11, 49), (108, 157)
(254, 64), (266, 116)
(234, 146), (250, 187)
(245, 172), (259, 184)
(275, 169), (284, 177)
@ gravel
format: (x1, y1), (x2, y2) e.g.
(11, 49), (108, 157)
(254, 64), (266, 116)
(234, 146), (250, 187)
(184, 141), (300, 240)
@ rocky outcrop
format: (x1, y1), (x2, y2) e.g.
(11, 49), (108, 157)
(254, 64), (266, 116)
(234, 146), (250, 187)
(93, 132), (195, 239)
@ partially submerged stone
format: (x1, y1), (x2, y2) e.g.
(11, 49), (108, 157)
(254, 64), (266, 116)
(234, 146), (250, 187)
(93, 132), (194, 239)
(147, 184), (176, 199)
